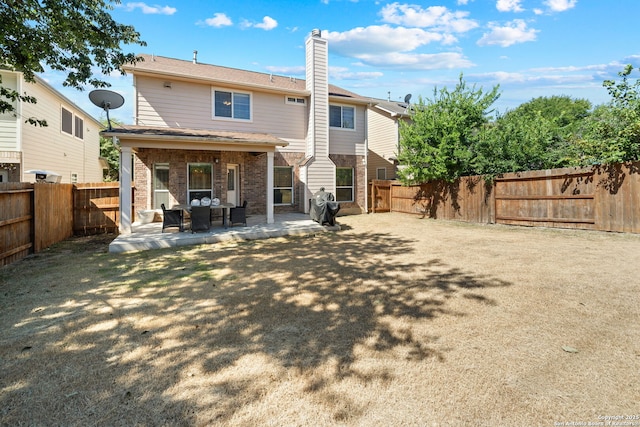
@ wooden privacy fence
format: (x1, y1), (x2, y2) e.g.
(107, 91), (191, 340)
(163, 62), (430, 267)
(1, 182), (122, 266)
(371, 161), (640, 233)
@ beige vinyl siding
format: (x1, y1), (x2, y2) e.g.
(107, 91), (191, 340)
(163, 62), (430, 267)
(135, 76), (307, 140)
(20, 78), (102, 183)
(0, 72), (19, 151)
(277, 138), (306, 153)
(305, 37), (328, 159)
(328, 104), (366, 156)
(366, 108), (404, 181)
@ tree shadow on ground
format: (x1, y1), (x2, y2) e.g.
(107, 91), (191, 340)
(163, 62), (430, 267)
(0, 230), (512, 425)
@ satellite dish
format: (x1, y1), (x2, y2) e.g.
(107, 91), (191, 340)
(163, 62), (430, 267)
(404, 93), (412, 104)
(89, 89), (124, 131)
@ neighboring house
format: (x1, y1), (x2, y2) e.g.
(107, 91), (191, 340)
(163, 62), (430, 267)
(366, 98), (412, 182)
(105, 29), (378, 233)
(0, 70), (104, 183)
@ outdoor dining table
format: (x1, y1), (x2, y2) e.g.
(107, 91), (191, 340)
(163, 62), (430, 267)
(173, 202), (235, 228)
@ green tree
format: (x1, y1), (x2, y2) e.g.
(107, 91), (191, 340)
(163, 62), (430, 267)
(100, 118), (121, 181)
(573, 65), (640, 164)
(0, 0), (145, 125)
(397, 74), (500, 184)
(473, 96), (591, 177)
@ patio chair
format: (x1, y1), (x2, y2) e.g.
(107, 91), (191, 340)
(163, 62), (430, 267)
(161, 203), (184, 232)
(229, 200), (248, 227)
(190, 206), (211, 233)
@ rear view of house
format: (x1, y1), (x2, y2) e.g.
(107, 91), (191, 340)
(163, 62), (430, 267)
(0, 70), (103, 183)
(106, 29), (372, 233)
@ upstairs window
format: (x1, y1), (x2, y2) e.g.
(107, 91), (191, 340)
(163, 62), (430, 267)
(61, 107), (73, 135)
(74, 116), (84, 139)
(214, 89), (251, 120)
(329, 105), (355, 130)
(286, 96), (306, 106)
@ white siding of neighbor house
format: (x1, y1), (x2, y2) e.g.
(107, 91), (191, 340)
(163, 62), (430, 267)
(328, 103), (366, 156)
(368, 108), (399, 158)
(20, 77), (103, 183)
(0, 72), (19, 151)
(134, 76), (308, 140)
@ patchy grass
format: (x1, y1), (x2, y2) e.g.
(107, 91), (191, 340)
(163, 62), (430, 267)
(1, 213), (639, 426)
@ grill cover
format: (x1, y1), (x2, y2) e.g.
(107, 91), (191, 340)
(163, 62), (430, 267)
(309, 188), (340, 226)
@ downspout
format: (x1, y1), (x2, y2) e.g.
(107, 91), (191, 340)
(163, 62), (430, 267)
(364, 105), (369, 214)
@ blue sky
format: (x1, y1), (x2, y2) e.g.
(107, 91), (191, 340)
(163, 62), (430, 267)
(45, 0), (640, 124)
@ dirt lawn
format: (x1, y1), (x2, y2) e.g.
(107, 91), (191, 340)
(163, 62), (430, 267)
(1, 213), (639, 426)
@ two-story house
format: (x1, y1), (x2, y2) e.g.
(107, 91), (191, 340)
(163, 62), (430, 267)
(105, 29), (374, 233)
(0, 70), (103, 183)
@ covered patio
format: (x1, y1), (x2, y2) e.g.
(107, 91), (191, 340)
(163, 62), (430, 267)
(108, 212), (339, 253)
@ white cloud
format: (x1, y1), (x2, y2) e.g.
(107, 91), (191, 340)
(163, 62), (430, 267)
(264, 65), (305, 75)
(330, 68), (384, 80)
(477, 19), (538, 47)
(203, 13), (232, 27)
(325, 25), (452, 57)
(380, 3), (478, 33)
(244, 16), (278, 31)
(496, 0), (524, 13)
(255, 16), (278, 30)
(544, 0), (578, 12)
(123, 2), (176, 15)
(353, 51), (475, 70)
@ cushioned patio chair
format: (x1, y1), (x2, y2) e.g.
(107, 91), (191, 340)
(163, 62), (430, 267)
(229, 200), (248, 227)
(190, 206), (211, 233)
(161, 203), (184, 232)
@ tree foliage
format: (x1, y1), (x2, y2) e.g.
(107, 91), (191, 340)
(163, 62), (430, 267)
(572, 65), (640, 164)
(397, 66), (640, 184)
(397, 74), (500, 184)
(100, 118), (121, 181)
(0, 0), (145, 125)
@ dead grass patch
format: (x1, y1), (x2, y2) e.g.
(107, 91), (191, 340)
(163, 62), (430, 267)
(1, 213), (639, 426)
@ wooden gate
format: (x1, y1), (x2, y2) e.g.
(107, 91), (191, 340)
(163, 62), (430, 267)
(369, 180), (392, 212)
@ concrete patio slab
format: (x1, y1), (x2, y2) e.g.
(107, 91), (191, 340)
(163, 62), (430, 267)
(108, 213), (339, 253)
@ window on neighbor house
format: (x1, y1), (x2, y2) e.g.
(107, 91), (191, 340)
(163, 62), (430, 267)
(153, 163), (170, 209)
(336, 167), (354, 202)
(329, 105), (355, 130)
(188, 163), (213, 202)
(274, 166), (293, 205)
(71, 173), (78, 183)
(377, 167), (387, 180)
(61, 107), (73, 135)
(74, 116), (84, 140)
(214, 89), (251, 120)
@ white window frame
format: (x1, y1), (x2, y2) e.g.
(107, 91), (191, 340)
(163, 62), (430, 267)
(153, 163), (170, 209)
(187, 163), (214, 202)
(212, 88), (253, 122)
(336, 167), (354, 202)
(285, 96), (306, 106)
(329, 104), (356, 131)
(273, 166), (294, 205)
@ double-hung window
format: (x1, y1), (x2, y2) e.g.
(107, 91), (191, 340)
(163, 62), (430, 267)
(61, 107), (73, 135)
(336, 167), (354, 202)
(188, 163), (213, 202)
(61, 106), (84, 140)
(153, 163), (170, 209)
(274, 166), (293, 205)
(213, 89), (251, 120)
(329, 105), (355, 130)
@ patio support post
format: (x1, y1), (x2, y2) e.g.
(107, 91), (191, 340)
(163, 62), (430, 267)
(119, 145), (133, 234)
(267, 151), (274, 224)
